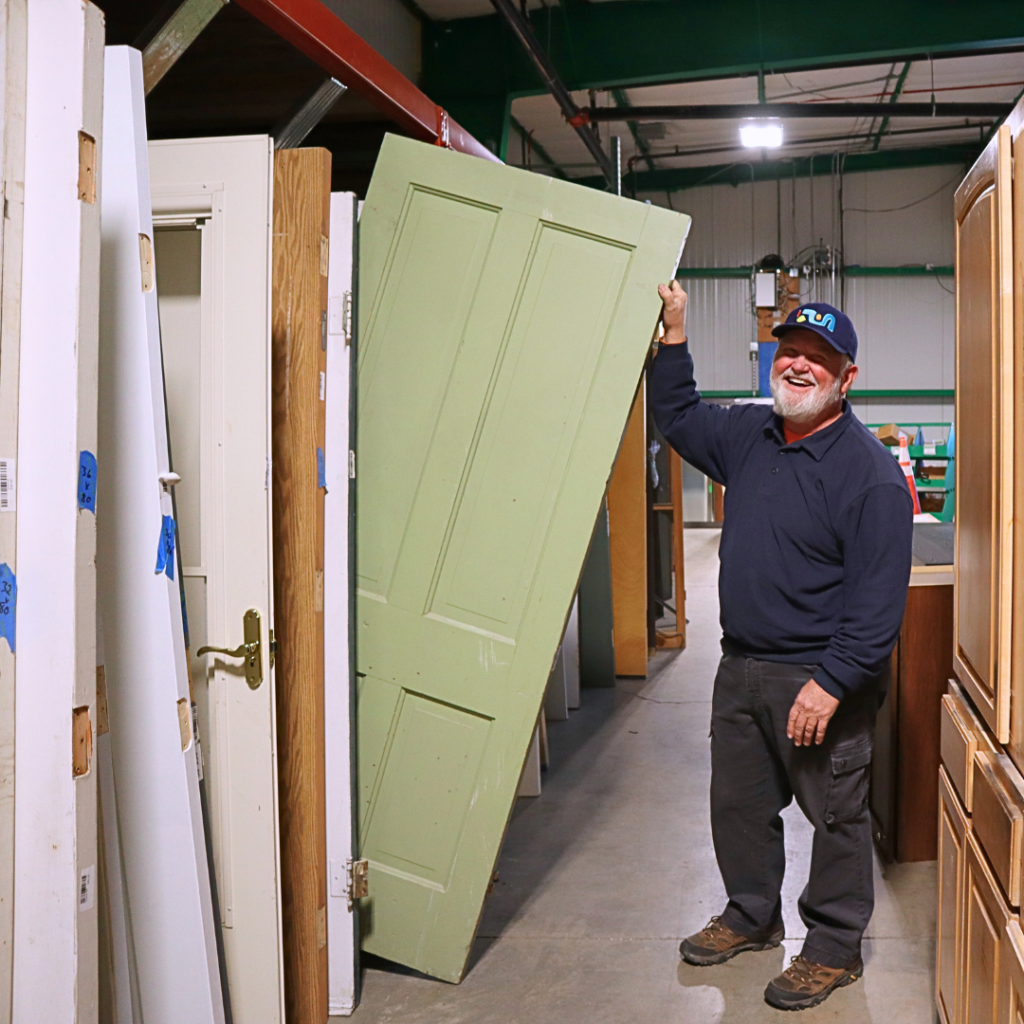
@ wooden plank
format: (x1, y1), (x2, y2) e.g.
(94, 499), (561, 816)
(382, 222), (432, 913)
(953, 125), (1013, 742)
(142, 0), (227, 95)
(272, 146), (331, 1024)
(896, 583), (953, 861)
(607, 382), (647, 677)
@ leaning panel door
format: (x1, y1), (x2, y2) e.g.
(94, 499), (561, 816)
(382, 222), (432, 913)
(149, 135), (283, 1024)
(954, 125), (1013, 742)
(356, 135), (689, 981)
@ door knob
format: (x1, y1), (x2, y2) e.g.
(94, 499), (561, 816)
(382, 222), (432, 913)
(197, 608), (263, 689)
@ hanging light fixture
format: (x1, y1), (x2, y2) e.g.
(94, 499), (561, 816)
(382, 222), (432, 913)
(740, 120), (783, 148)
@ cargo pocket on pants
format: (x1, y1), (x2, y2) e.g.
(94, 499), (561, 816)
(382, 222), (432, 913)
(824, 740), (872, 826)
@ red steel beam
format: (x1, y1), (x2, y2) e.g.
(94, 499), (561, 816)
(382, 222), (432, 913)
(233, 0), (500, 162)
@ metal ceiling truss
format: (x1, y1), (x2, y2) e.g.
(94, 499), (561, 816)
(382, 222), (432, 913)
(423, 1), (1024, 102)
(584, 102), (1010, 122)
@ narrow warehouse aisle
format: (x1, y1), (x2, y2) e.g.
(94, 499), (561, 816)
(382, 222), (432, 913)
(348, 529), (936, 1023)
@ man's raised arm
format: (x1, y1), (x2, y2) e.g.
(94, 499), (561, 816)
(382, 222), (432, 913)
(650, 281), (749, 485)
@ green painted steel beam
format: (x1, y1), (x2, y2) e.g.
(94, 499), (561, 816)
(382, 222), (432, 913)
(509, 115), (568, 179)
(872, 61), (912, 151)
(612, 87), (654, 172)
(423, 1), (1024, 102)
(676, 267), (752, 279)
(582, 145), (977, 194)
(845, 265), (954, 276)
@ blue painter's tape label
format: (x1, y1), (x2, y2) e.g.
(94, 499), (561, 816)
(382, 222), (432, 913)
(154, 515), (176, 580)
(0, 563), (16, 653)
(317, 447), (326, 489)
(78, 451), (97, 513)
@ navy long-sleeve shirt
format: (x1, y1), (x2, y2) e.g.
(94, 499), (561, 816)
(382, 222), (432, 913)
(651, 342), (913, 701)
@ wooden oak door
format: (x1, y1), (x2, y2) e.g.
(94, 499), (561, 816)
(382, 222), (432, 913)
(954, 125), (1014, 743)
(355, 134), (689, 982)
(149, 135), (283, 1024)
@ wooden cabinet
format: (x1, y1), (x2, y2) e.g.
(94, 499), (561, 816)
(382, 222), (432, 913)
(954, 125), (1014, 744)
(999, 919), (1024, 1024)
(870, 575), (953, 861)
(963, 829), (1014, 1024)
(937, 767), (969, 1024)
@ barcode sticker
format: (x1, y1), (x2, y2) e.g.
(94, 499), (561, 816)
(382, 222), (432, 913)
(0, 458), (15, 511)
(79, 865), (95, 912)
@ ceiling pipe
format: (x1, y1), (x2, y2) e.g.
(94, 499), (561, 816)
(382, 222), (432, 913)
(488, 0), (615, 187)
(587, 101), (1010, 121)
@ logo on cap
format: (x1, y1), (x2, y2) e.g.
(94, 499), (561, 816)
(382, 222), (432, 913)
(794, 307), (836, 331)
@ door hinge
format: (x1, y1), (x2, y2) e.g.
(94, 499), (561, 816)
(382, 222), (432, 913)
(342, 291), (352, 345)
(346, 858), (369, 910)
(269, 629), (277, 669)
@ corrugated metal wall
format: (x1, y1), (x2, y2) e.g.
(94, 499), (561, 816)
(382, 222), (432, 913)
(641, 163), (961, 427)
(319, 0), (421, 82)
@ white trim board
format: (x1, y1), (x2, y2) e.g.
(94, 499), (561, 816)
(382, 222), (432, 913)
(96, 47), (225, 1024)
(325, 191), (358, 1017)
(0, 1), (28, 1018)
(13, 2), (102, 1022)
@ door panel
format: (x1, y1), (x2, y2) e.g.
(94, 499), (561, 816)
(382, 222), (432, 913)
(954, 126), (1013, 741)
(937, 767), (966, 1024)
(1010, 111), (1024, 770)
(963, 830), (1012, 1024)
(356, 134), (689, 981)
(325, 192), (357, 1016)
(149, 134), (282, 1024)
(98, 50), (224, 1024)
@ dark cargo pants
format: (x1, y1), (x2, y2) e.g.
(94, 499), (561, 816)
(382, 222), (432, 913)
(710, 653), (876, 969)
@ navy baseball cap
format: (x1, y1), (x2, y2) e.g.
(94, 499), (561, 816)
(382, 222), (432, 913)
(772, 302), (858, 363)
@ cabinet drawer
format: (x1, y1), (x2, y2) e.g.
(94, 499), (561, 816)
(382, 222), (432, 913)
(971, 751), (1024, 906)
(942, 682), (998, 812)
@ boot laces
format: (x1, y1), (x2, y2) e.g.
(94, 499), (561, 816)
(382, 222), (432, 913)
(785, 956), (820, 984)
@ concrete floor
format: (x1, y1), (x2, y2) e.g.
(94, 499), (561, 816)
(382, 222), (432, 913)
(348, 528), (937, 1023)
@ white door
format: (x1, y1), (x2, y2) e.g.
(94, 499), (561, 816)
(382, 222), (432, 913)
(13, 3), (102, 1022)
(98, 48), (224, 1024)
(150, 135), (283, 1024)
(325, 191), (357, 1015)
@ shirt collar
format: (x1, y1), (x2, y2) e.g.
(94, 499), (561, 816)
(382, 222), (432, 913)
(765, 401), (854, 461)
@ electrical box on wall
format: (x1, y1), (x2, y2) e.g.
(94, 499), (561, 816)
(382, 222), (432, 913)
(755, 270), (779, 308)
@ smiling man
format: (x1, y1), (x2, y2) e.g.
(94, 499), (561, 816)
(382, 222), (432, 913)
(651, 282), (913, 1011)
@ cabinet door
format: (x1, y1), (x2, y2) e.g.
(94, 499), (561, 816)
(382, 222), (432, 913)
(1009, 105), (1024, 768)
(954, 125), (1014, 743)
(938, 767), (968, 1024)
(1001, 919), (1024, 1024)
(963, 830), (1013, 1024)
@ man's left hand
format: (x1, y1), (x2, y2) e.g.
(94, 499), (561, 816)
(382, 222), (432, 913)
(787, 680), (841, 746)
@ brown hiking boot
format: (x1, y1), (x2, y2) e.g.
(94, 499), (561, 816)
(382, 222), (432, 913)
(679, 916), (784, 966)
(764, 955), (863, 1010)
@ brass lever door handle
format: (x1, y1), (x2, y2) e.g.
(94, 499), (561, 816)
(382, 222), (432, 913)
(196, 608), (263, 689)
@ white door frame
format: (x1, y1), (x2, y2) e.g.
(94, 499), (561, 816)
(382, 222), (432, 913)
(0, 1), (27, 1017)
(149, 134), (283, 1024)
(325, 191), (357, 1015)
(97, 47), (225, 1024)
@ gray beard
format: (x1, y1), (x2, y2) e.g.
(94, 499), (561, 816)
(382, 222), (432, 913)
(769, 365), (844, 426)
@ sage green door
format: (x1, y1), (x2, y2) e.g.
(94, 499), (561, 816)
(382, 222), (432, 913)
(356, 135), (690, 982)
